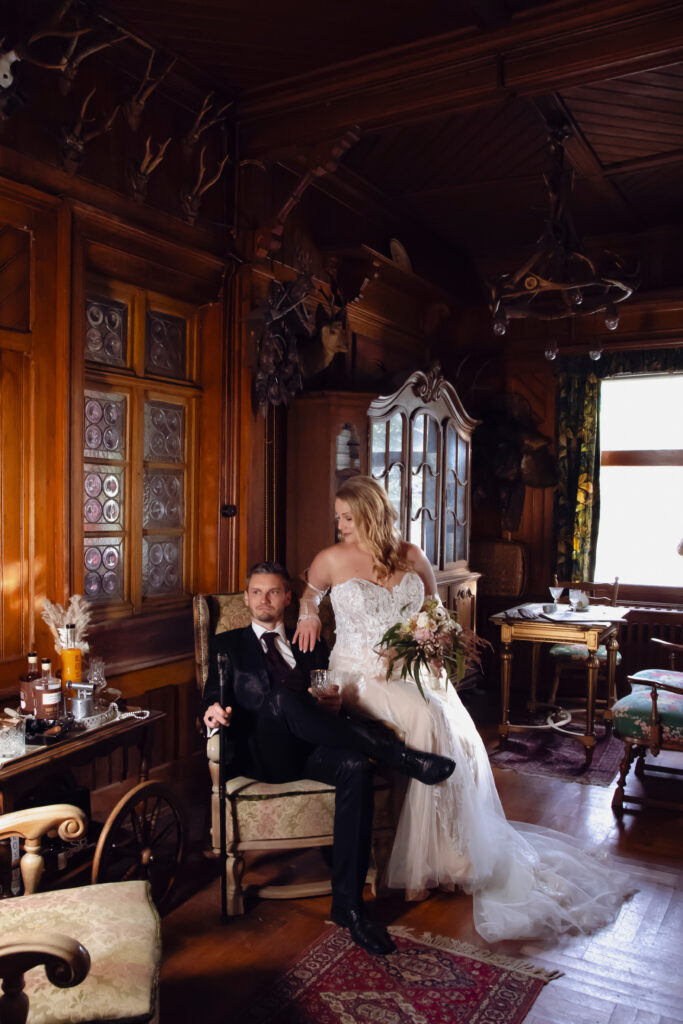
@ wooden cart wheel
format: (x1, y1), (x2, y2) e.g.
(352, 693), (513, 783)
(91, 781), (187, 911)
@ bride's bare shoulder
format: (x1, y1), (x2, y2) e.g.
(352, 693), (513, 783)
(308, 544), (347, 585)
(401, 542), (426, 567)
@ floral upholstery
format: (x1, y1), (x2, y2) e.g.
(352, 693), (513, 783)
(548, 642), (622, 664)
(0, 881), (160, 1023)
(613, 674), (683, 745)
(224, 776), (336, 843)
(612, 659), (683, 815)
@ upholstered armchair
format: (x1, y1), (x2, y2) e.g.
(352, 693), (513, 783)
(193, 590), (395, 916)
(0, 805), (161, 1024)
(611, 637), (683, 815)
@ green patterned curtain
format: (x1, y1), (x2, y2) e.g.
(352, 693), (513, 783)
(553, 347), (683, 582)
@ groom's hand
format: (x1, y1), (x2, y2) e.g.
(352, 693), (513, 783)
(309, 683), (341, 714)
(204, 702), (232, 730)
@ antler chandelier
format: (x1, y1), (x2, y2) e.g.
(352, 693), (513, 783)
(487, 128), (638, 337)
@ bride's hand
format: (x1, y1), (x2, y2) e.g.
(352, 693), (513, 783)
(293, 616), (321, 652)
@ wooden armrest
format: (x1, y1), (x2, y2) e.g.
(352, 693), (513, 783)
(0, 805), (87, 895)
(651, 637), (683, 654)
(0, 805), (87, 845)
(0, 932), (90, 1021)
(649, 679), (683, 697)
(629, 674), (683, 697)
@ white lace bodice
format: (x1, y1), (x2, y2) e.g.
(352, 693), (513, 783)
(329, 572), (424, 660)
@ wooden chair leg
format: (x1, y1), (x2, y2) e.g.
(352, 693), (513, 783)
(225, 852), (245, 916)
(634, 749), (648, 778)
(612, 743), (637, 817)
(549, 664), (562, 706)
(0, 968), (29, 1024)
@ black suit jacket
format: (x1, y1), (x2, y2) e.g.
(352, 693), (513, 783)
(203, 624), (329, 774)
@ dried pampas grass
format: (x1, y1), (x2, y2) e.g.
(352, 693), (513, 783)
(41, 594), (92, 653)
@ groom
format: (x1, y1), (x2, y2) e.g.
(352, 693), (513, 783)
(203, 560), (455, 956)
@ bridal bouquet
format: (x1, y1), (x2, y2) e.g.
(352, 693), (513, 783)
(376, 597), (485, 701)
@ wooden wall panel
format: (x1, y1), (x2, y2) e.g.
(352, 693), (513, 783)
(0, 349), (30, 660)
(0, 185), (65, 696)
(485, 361), (558, 599)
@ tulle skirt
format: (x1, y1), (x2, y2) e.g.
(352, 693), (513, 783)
(330, 649), (636, 943)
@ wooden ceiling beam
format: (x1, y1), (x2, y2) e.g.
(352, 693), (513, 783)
(531, 94), (643, 230)
(239, 1), (683, 154)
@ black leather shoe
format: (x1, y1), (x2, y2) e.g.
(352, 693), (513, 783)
(331, 908), (396, 955)
(400, 748), (455, 785)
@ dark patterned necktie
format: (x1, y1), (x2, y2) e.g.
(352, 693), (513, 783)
(262, 632), (306, 691)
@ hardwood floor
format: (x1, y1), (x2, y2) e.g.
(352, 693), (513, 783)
(159, 721), (683, 1024)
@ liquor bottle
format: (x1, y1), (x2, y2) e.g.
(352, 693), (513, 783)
(61, 623), (82, 699)
(19, 651), (40, 714)
(34, 659), (62, 719)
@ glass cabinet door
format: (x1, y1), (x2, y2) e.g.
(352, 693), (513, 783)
(370, 412), (406, 528)
(409, 412), (440, 564)
(367, 368), (478, 571)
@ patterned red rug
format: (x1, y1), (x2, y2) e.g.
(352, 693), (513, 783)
(489, 720), (625, 786)
(236, 925), (559, 1024)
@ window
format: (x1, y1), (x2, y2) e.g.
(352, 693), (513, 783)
(594, 374), (683, 588)
(80, 279), (199, 612)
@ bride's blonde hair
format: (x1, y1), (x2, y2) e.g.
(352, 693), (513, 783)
(335, 475), (408, 583)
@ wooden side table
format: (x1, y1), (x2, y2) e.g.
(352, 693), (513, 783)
(490, 604), (629, 765)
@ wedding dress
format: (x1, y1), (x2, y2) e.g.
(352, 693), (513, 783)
(328, 572), (635, 943)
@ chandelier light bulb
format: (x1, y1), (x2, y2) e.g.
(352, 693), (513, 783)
(493, 317), (507, 337)
(604, 303), (619, 331)
(544, 339), (559, 361)
(589, 345), (602, 361)
(570, 288), (583, 306)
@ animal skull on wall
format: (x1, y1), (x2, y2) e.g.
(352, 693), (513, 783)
(0, 46), (19, 89)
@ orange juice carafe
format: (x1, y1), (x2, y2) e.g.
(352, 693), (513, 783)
(61, 623), (82, 700)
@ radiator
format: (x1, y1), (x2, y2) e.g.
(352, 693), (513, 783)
(619, 608), (683, 675)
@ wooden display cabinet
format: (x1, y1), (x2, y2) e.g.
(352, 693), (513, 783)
(286, 372), (480, 653)
(285, 391), (375, 579)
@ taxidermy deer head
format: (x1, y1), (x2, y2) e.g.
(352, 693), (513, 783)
(25, 0), (127, 96)
(127, 135), (171, 201)
(125, 49), (177, 131)
(298, 315), (348, 379)
(0, 42), (22, 120)
(60, 87), (120, 174)
(180, 145), (229, 225)
(0, 44), (19, 89)
(183, 91), (231, 158)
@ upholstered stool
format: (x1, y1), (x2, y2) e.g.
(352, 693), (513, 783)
(0, 880), (161, 1023)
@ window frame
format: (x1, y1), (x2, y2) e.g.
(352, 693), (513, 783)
(596, 374), (683, 608)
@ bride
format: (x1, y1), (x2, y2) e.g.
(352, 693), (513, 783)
(294, 475), (635, 944)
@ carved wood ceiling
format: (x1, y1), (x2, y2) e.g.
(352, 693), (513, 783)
(98, 0), (683, 287)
